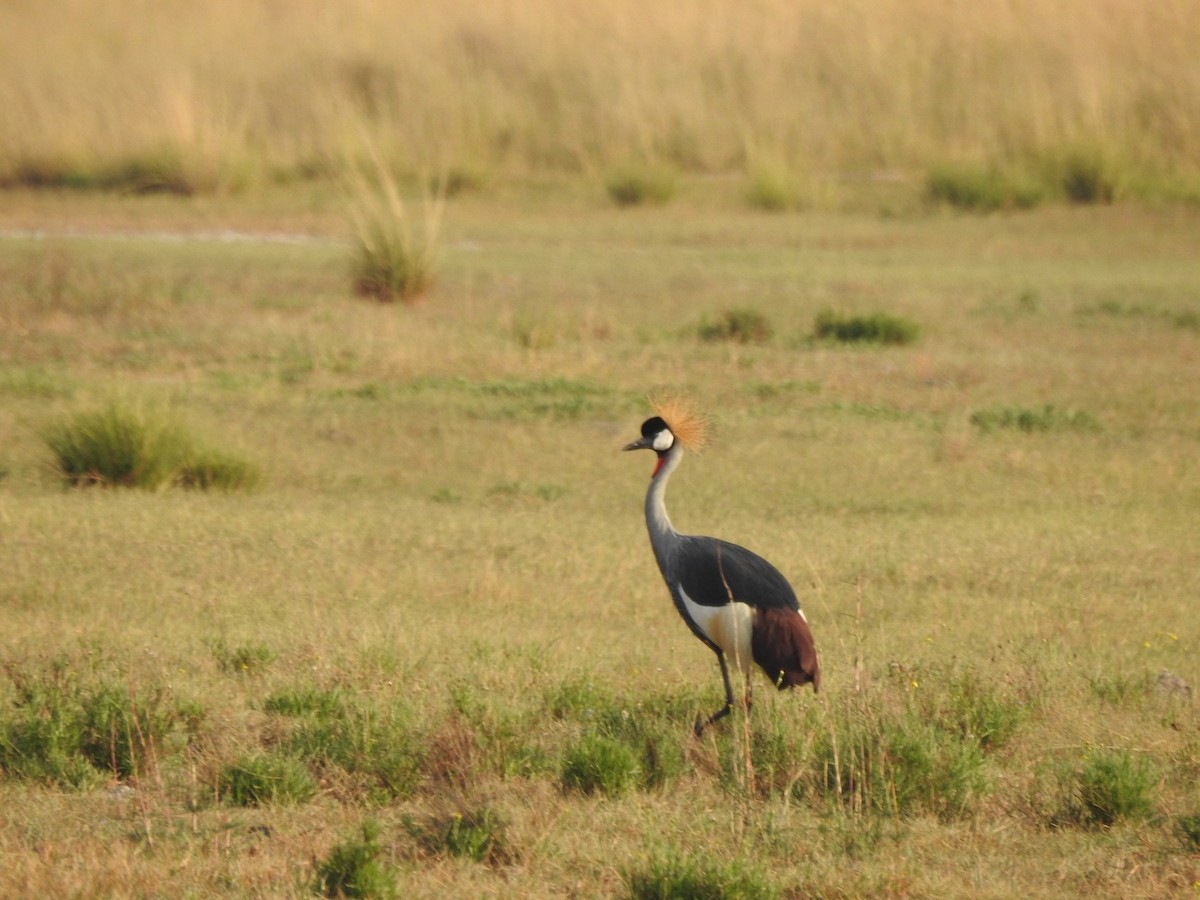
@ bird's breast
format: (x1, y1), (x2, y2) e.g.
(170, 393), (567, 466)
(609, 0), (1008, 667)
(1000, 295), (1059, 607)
(676, 584), (754, 673)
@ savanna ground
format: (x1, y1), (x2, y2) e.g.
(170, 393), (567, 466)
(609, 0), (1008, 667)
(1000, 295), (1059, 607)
(2, 2), (1200, 898)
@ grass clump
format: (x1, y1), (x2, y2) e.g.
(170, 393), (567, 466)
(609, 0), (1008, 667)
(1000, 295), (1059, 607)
(218, 752), (316, 806)
(814, 310), (919, 346)
(209, 639), (276, 676)
(175, 448), (262, 491)
(42, 404), (259, 491)
(627, 849), (778, 900)
(698, 308), (773, 344)
(745, 164), (805, 212)
(406, 805), (511, 865)
(1052, 748), (1158, 828)
(349, 158), (445, 304)
(561, 732), (642, 797)
(1176, 813), (1200, 850)
(272, 692), (426, 799)
(970, 404), (1100, 434)
(810, 696), (990, 820)
(0, 663), (197, 788)
(550, 678), (689, 791)
(919, 668), (1031, 752)
(314, 819), (397, 898)
(42, 404), (190, 490)
(1053, 145), (1121, 205)
(605, 162), (677, 206)
(925, 162), (1043, 211)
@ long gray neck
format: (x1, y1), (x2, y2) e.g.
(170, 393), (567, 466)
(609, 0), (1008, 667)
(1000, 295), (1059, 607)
(645, 443), (683, 578)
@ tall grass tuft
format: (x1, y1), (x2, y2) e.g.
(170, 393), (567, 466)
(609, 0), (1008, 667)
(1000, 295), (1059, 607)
(42, 404), (190, 490)
(42, 404), (259, 490)
(348, 154), (445, 304)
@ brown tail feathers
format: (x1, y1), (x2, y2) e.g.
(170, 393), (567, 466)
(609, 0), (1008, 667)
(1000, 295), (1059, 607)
(751, 607), (821, 692)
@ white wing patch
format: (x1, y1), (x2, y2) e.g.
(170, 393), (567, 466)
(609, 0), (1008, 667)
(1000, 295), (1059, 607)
(678, 584), (754, 674)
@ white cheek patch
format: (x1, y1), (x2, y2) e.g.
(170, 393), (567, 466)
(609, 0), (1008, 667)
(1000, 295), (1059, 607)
(678, 585), (754, 674)
(652, 430), (674, 452)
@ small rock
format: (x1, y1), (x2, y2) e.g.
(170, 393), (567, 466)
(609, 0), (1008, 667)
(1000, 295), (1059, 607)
(1157, 671), (1192, 697)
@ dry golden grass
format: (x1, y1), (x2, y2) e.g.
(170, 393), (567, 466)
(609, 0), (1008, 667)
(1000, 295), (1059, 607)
(2, 0), (1199, 196)
(0, 191), (1199, 896)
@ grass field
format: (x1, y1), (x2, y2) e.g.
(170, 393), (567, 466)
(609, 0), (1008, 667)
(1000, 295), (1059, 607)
(1, 6), (1199, 893)
(1, 182), (1198, 897)
(3, 1), (1200, 201)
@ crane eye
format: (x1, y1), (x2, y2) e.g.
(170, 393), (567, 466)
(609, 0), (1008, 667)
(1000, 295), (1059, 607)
(652, 430), (674, 452)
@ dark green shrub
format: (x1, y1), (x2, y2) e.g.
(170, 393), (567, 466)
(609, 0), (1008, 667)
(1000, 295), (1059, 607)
(814, 310), (919, 346)
(314, 819), (397, 898)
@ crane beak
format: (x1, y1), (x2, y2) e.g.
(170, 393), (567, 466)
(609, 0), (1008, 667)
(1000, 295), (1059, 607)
(622, 436), (652, 452)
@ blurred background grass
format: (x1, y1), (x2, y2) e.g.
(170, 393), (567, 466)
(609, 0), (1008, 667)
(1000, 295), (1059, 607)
(2, 0), (1199, 202)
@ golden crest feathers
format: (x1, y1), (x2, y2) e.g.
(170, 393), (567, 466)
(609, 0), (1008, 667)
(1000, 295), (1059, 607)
(650, 394), (709, 452)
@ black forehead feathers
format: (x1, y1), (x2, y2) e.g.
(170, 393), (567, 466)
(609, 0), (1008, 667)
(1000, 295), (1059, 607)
(641, 416), (670, 438)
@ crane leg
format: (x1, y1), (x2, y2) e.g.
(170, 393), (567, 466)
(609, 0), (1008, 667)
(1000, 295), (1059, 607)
(695, 652), (736, 736)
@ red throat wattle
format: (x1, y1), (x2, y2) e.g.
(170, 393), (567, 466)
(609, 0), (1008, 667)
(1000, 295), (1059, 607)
(652, 456), (666, 478)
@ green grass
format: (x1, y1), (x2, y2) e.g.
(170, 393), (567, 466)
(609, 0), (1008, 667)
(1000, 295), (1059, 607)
(627, 850), (778, 900)
(0, 192), (1198, 897)
(313, 819), (397, 898)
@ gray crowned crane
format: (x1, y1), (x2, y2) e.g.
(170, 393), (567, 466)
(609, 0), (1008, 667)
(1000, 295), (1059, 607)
(624, 399), (820, 734)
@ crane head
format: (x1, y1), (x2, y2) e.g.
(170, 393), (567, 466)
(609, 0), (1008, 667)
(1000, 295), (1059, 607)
(623, 395), (708, 455)
(622, 416), (674, 454)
